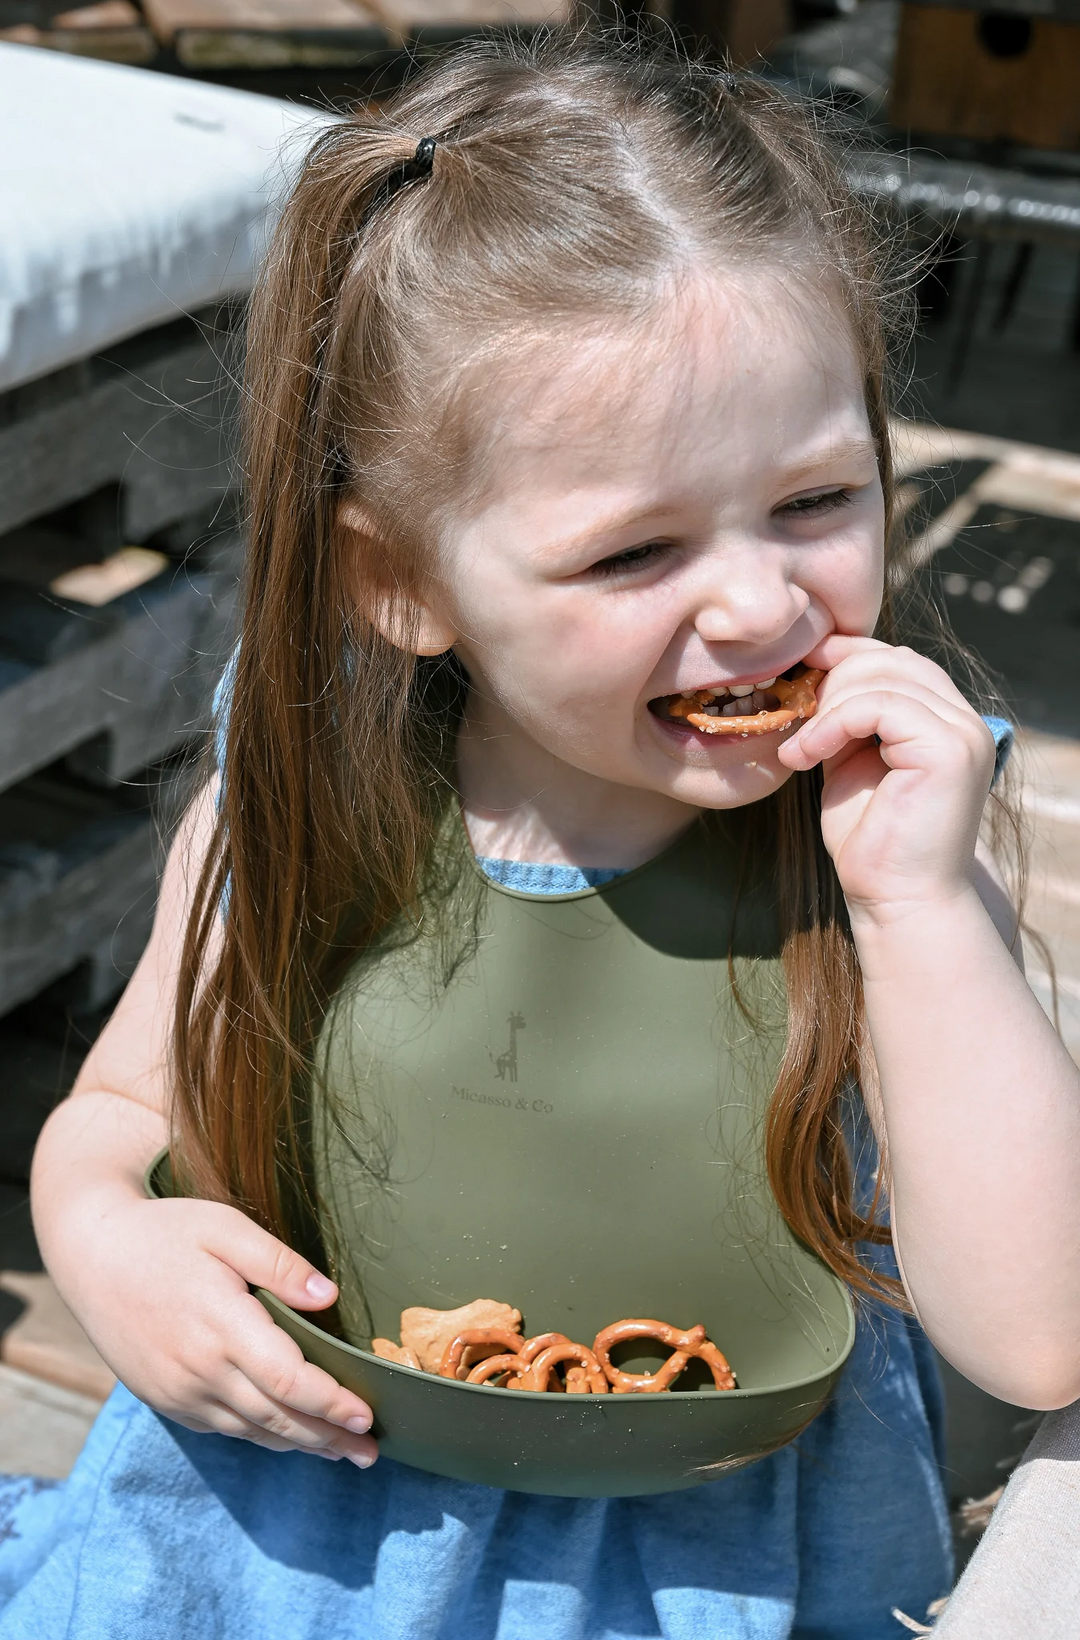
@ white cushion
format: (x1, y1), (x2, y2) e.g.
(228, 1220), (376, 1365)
(0, 43), (332, 392)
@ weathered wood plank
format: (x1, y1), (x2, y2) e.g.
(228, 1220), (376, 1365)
(145, 0), (380, 32)
(0, 552), (239, 796)
(143, 0), (393, 63)
(0, 796), (159, 1017)
(0, 23), (157, 58)
(366, 0), (566, 31)
(0, 321), (239, 541)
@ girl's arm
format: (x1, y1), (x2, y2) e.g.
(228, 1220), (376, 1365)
(31, 783), (377, 1464)
(780, 635), (1080, 1411)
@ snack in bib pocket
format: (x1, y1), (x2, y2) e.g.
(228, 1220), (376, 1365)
(373, 1301), (737, 1395)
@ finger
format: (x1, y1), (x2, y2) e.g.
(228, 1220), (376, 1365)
(159, 1399), (308, 1450)
(228, 1290), (375, 1433)
(199, 1205), (340, 1314)
(801, 633), (889, 672)
(810, 675), (981, 739)
(197, 1400), (348, 1460)
(781, 691), (994, 775)
(813, 644), (975, 717)
(787, 672), (988, 767)
(216, 1371), (378, 1465)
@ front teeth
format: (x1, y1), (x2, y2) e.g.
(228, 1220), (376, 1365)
(672, 676), (782, 719)
(702, 676), (777, 701)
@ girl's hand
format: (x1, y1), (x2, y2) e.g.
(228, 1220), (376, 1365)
(73, 1192), (378, 1466)
(776, 635), (997, 918)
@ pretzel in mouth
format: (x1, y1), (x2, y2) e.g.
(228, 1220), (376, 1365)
(656, 663), (824, 738)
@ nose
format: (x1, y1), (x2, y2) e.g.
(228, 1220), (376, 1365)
(691, 541), (810, 648)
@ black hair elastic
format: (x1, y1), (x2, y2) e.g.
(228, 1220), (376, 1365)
(412, 136), (438, 175)
(361, 136), (439, 231)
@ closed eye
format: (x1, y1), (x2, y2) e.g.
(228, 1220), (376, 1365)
(590, 541), (669, 578)
(775, 488), (856, 519)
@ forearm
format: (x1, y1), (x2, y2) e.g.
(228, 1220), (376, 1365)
(854, 889), (1080, 1407)
(32, 1089), (168, 1315)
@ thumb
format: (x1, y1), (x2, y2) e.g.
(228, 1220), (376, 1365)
(203, 1205), (338, 1312)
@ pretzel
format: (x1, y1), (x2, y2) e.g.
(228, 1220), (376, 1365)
(518, 1332), (573, 1363)
(592, 1320), (737, 1394)
(378, 1302), (736, 1395)
(466, 1352), (537, 1387)
(665, 666), (824, 738)
(453, 1333), (570, 1388)
(516, 1341), (608, 1394)
(372, 1338), (421, 1370)
(439, 1327), (527, 1381)
(464, 1340), (608, 1394)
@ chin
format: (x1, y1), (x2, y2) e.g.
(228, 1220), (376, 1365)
(650, 756), (790, 813)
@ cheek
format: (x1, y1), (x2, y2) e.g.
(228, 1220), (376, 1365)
(814, 526), (885, 634)
(461, 589), (658, 715)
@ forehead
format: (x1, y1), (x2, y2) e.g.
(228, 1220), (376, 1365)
(457, 269), (872, 508)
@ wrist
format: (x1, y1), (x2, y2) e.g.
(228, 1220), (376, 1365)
(844, 880), (984, 945)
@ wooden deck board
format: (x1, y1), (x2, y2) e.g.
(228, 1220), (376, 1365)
(367, 0), (568, 31)
(144, 0), (383, 35)
(0, 1272), (115, 1404)
(0, 1363), (102, 1479)
(143, 0), (394, 63)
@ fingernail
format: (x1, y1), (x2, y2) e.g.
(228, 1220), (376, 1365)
(345, 1415), (371, 1434)
(347, 1451), (375, 1469)
(305, 1272), (336, 1301)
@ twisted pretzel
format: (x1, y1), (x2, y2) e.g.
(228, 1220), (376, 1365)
(439, 1327), (526, 1381)
(466, 1351), (537, 1387)
(517, 1341), (608, 1394)
(385, 1304), (736, 1395)
(666, 666), (824, 738)
(592, 1320), (737, 1394)
(463, 1339), (608, 1393)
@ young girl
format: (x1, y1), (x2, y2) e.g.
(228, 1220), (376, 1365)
(4, 32), (1080, 1640)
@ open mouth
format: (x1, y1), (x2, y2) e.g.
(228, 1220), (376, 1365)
(650, 663), (825, 738)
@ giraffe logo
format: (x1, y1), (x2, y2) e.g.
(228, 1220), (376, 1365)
(490, 1010), (526, 1082)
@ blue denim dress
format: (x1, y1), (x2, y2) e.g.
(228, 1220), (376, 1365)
(0, 1293), (951, 1640)
(0, 719), (1014, 1639)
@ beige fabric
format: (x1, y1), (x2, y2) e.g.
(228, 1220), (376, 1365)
(934, 1398), (1080, 1635)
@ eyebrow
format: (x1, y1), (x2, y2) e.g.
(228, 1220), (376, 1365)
(779, 438), (879, 484)
(536, 506), (669, 562)
(535, 440), (879, 561)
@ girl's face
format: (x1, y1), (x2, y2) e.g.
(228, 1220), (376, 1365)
(428, 270), (885, 814)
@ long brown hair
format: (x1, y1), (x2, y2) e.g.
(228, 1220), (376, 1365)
(172, 30), (1019, 1301)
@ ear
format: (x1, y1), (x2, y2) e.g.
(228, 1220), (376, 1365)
(338, 499), (457, 657)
